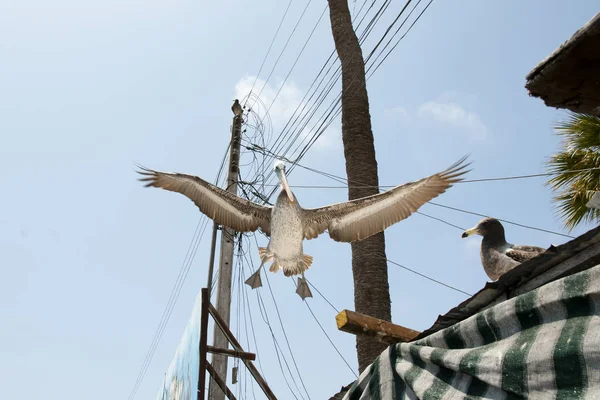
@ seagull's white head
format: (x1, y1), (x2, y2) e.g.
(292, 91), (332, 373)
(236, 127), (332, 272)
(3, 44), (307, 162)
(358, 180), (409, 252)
(273, 160), (294, 203)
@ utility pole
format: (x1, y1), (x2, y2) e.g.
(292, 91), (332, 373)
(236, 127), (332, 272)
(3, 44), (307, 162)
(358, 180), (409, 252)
(208, 105), (243, 400)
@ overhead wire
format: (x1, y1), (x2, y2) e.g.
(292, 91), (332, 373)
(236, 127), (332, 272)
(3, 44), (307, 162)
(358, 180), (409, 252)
(287, 0), (433, 172)
(251, 236), (312, 400)
(244, 144), (577, 239)
(292, 279), (358, 378)
(304, 277), (340, 314)
(251, 0), (393, 188)
(261, 0), (376, 163)
(244, 0), (295, 108)
(250, 0), (315, 113)
(427, 202), (575, 239)
(223, 1), (457, 393)
(385, 258), (472, 296)
(264, 4), (329, 118)
(133, 1), (422, 395)
(128, 141), (232, 399)
(240, 244), (306, 400)
(254, 0), (433, 196)
(128, 214), (212, 399)
(263, 268), (313, 400)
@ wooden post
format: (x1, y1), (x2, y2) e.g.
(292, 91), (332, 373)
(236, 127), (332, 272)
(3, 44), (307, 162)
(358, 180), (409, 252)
(336, 309), (421, 344)
(206, 222), (219, 298)
(209, 304), (278, 400)
(206, 361), (238, 400)
(209, 111), (243, 400)
(197, 289), (210, 400)
(207, 346), (256, 361)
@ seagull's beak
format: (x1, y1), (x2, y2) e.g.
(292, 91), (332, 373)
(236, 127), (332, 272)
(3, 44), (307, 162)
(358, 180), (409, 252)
(462, 226), (480, 238)
(277, 169), (295, 203)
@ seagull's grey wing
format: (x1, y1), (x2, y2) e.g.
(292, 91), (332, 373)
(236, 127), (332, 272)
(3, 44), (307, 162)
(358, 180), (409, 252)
(137, 167), (272, 235)
(505, 245), (545, 263)
(302, 156), (470, 242)
(511, 244), (546, 253)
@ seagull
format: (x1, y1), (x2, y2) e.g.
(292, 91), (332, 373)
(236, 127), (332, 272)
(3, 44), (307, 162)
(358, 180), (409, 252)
(138, 157), (470, 299)
(462, 217), (547, 281)
(231, 99), (243, 117)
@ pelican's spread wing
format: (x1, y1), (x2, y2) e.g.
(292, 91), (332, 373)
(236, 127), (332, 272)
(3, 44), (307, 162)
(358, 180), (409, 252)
(302, 157), (470, 242)
(137, 167), (272, 235)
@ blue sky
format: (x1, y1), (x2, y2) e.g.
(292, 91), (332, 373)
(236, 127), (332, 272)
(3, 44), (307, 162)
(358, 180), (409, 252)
(1, 1), (599, 399)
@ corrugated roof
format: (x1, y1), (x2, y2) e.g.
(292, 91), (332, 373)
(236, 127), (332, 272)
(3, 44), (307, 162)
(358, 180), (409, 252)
(330, 225), (600, 399)
(414, 224), (600, 340)
(525, 12), (600, 116)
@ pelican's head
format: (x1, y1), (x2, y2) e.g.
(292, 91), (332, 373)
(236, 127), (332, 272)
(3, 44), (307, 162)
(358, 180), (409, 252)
(273, 160), (294, 202)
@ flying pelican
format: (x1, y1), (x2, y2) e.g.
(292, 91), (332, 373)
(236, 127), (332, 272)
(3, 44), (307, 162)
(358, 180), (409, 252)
(137, 157), (470, 299)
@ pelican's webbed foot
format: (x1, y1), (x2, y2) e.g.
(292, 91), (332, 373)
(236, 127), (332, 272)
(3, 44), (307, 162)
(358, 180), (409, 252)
(296, 275), (312, 300)
(245, 268), (263, 289)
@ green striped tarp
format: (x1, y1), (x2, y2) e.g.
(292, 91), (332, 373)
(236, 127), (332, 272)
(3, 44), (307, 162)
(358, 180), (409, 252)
(344, 264), (600, 399)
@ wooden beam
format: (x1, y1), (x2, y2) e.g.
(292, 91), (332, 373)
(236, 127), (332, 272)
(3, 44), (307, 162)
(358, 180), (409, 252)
(197, 289), (210, 400)
(336, 309), (420, 344)
(209, 303), (277, 399)
(205, 361), (237, 400)
(207, 346), (256, 361)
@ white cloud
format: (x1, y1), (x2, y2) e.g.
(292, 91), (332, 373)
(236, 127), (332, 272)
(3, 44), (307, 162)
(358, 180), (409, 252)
(384, 106), (411, 123)
(234, 76), (339, 150)
(417, 99), (488, 140)
(311, 125), (341, 150)
(234, 76), (303, 128)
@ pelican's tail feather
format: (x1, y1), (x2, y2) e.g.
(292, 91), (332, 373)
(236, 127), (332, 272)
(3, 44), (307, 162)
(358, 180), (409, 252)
(301, 253), (313, 268)
(258, 247), (274, 262)
(258, 247), (267, 258)
(282, 253), (313, 277)
(269, 261), (281, 274)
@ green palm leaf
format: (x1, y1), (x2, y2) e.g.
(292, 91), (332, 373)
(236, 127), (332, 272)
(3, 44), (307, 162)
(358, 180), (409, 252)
(546, 112), (600, 230)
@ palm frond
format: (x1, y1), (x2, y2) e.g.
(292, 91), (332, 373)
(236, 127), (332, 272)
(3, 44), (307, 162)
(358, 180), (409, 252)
(546, 112), (600, 230)
(554, 111), (600, 151)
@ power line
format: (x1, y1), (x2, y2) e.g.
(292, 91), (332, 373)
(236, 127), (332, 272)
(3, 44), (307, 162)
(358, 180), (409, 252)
(416, 211), (466, 231)
(426, 202), (575, 239)
(242, 246), (308, 400)
(237, 161), (600, 190)
(127, 145), (231, 400)
(461, 167), (600, 183)
(262, 0), (380, 160)
(244, 0), (295, 108)
(264, 4), (329, 118)
(385, 257), (471, 296)
(305, 277), (340, 314)
(248, 0), (415, 192)
(250, 0), (315, 112)
(243, 144), (577, 239)
(127, 216), (211, 400)
(253, 235), (312, 400)
(294, 279), (358, 378)
(366, 0), (433, 78)
(278, 0), (429, 169)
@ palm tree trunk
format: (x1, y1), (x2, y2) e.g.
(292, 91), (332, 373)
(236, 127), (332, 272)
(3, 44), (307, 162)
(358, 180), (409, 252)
(327, 0), (391, 373)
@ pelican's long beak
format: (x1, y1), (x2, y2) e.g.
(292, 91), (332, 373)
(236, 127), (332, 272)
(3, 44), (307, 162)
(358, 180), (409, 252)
(462, 226), (480, 238)
(277, 169), (295, 203)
